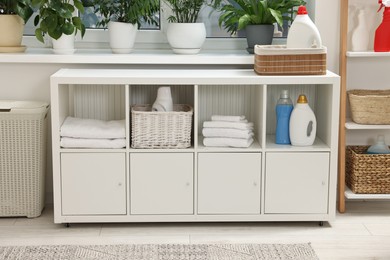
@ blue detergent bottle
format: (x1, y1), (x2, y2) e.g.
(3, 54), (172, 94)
(366, 135), (390, 154)
(275, 90), (294, 144)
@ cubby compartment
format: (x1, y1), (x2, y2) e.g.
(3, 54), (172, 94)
(130, 153), (194, 215)
(54, 84), (127, 150)
(61, 153), (126, 215)
(197, 84), (263, 150)
(197, 153), (261, 214)
(128, 85), (195, 149)
(265, 84), (336, 151)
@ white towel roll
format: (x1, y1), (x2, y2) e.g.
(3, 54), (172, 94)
(211, 115), (246, 122)
(203, 137), (254, 148)
(202, 128), (254, 139)
(203, 121), (254, 130)
(61, 137), (126, 149)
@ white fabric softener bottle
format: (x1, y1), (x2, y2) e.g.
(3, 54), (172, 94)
(289, 94), (317, 146)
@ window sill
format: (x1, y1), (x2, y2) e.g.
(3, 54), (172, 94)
(0, 48), (254, 65)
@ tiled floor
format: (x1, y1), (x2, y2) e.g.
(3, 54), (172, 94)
(0, 201), (390, 259)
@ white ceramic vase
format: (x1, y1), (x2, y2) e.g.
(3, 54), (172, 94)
(166, 23), (206, 54)
(52, 33), (75, 55)
(108, 21), (138, 54)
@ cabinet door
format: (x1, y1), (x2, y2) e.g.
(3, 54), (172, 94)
(61, 153), (126, 215)
(198, 153), (261, 214)
(265, 152), (329, 214)
(130, 153), (194, 215)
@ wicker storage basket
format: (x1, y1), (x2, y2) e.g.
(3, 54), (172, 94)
(131, 104), (193, 149)
(348, 89), (390, 124)
(346, 146), (390, 194)
(0, 101), (49, 217)
(254, 45), (327, 75)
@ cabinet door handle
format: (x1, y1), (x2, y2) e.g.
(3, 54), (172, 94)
(186, 182), (190, 186)
(322, 181), (326, 186)
(118, 182), (123, 186)
(253, 182), (258, 186)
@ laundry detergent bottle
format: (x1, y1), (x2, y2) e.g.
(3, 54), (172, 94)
(374, 0), (390, 52)
(286, 5), (322, 48)
(366, 135), (390, 154)
(275, 90), (293, 144)
(289, 94), (317, 146)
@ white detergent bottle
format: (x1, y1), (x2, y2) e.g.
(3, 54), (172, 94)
(286, 5), (322, 48)
(366, 135), (390, 154)
(289, 94), (317, 146)
(152, 86), (173, 112)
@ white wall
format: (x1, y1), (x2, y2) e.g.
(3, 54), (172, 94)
(0, 0), (342, 203)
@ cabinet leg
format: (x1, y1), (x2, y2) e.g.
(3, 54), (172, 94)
(319, 221), (324, 227)
(65, 223), (70, 228)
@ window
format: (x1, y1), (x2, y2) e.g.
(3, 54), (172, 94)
(23, 1), (315, 48)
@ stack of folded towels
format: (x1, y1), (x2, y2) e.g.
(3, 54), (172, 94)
(202, 115), (254, 148)
(60, 116), (126, 149)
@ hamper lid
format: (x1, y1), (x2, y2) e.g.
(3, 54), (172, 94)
(254, 45), (327, 55)
(0, 100), (49, 114)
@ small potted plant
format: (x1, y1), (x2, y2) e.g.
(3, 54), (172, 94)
(32, 0), (86, 54)
(92, 0), (160, 54)
(163, 0), (213, 54)
(215, 0), (306, 53)
(0, 0), (34, 52)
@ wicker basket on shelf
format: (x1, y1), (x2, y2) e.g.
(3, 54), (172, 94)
(254, 45), (327, 75)
(131, 104), (193, 149)
(346, 146), (390, 194)
(348, 89), (390, 125)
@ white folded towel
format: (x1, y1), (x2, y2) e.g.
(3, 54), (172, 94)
(61, 137), (126, 149)
(203, 137), (254, 148)
(202, 128), (254, 139)
(211, 115), (247, 122)
(61, 117), (126, 139)
(203, 121), (254, 130)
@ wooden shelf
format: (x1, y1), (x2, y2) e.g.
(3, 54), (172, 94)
(345, 119), (390, 130)
(345, 186), (390, 200)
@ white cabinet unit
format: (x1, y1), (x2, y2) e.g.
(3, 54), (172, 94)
(198, 153), (261, 215)
(50, 69), (339, 224)
(61, 153), (126, 215)
(265, 152), (329, 214)
(130, 153), (194, 215)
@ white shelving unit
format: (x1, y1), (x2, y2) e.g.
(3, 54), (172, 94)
(50, 69), (340, 224)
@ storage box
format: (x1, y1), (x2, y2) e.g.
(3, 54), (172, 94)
(348, 89), (390, 125)
(254, 45), (327, 75)
(0, 100), (49, 217)
(346, 146), (390, 194)
(131, 104), (193, 149)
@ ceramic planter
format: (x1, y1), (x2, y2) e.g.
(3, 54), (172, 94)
(245, 24), (274, 54)
(108, 21), (138, 54)
(0, 15), (26, 53)
(52, 33), (75, 54)
(166, 23), (206, 54)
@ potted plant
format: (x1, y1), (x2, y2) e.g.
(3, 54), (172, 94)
(0, 0), (34, 52)
(32, 0), (86, 54)
(163, 0), (211, 54)
(215, 0), (306, 53)
(92, 0), (160, 54)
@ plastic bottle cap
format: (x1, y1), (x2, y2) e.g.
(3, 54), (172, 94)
(297, 6), (308, 15)
(280, 90), (289, 99)
(297, 94), (308, 103)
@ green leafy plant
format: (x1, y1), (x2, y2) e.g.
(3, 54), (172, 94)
(92, 0), (160, 28)
(163, 0), (209, 23)
(215, 0), (305, 35)
(0, 0), (34, 23)
(32, 0), (86, 43)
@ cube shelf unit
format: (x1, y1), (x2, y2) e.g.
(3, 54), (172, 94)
(50, 69), (340, 224)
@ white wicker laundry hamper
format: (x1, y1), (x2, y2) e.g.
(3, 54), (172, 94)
(0, 101), (49, 218)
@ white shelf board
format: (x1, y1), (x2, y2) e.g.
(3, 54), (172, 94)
(345, 118), (390, 130)
(197, 136), (262, 152)
(345, 186), (390, 200)
(346, 51), (390, 57)
(265, 135), (330, 152)
(0, 48), (254, 65)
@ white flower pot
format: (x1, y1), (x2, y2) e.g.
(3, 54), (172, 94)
(108, 21), (138, 54)
(166, 23), (206, 54)
(52, 33), (75, 54)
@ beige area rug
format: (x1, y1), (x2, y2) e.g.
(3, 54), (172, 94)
(0, 243), (318, 260)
